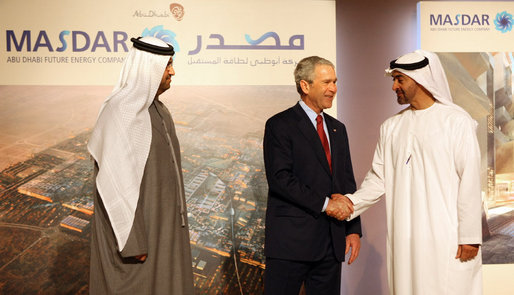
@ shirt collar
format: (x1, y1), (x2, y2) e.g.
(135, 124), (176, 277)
(299, 100), (324, 123)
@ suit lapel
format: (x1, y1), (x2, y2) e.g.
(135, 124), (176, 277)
(292, 103), (332, 176)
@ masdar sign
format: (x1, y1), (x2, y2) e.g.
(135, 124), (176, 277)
(0, 0), (334, 86)
(418, 1), (514, 51)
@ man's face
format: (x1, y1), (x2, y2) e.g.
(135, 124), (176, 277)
(156, 57), (175, 97)
(302, 64), (337, 114)
(391, 71), (418, 105)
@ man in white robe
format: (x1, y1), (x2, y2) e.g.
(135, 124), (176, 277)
(341, 50), (483, 294)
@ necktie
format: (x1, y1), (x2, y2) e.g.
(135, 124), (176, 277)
(316, 115), (332, 172)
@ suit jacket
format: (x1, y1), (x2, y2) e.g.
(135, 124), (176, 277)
(263, 102), (361, 262)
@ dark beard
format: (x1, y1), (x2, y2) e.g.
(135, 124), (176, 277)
(397, 96), (408, 105)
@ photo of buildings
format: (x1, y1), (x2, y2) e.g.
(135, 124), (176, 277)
(0, 85), (297, 294)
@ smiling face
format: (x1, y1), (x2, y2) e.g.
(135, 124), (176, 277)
(301, 64), (337, 114)
(155, 57), (175, 98)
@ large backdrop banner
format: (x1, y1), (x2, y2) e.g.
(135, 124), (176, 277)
(419, 1), (513, 293)
(0, 0), (336, 294)
(1, 0), (335, 87)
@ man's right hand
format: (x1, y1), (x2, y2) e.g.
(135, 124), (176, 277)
(325, 194), (354, 221)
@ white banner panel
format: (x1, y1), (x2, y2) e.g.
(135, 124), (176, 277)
(0, 1), (337, 293)
(0, 0), (336, 86)
(418, 1), (514, 52)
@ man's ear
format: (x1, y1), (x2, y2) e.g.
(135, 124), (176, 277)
(300, 80), (310, 95)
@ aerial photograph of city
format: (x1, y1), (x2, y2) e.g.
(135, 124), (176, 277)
(0, 84), (298, 294)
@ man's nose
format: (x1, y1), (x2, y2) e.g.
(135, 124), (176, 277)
(392, 81), (399, 92)
(329, 82), (337, 93)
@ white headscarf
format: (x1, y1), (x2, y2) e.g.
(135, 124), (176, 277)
(88, 37), (172, 250)
(386, 49), (472, 119)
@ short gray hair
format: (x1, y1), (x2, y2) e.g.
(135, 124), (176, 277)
(294, 56), (334, 95)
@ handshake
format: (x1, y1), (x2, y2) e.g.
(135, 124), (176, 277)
(325, 194), (354, 221)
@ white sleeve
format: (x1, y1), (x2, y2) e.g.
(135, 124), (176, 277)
(454, 116), (482, 245)
(347, 124), (387, 220)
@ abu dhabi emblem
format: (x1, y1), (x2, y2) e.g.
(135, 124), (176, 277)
(170, 3), (184, 21)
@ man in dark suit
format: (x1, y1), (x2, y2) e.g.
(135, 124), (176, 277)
(263, 56), (361, 295)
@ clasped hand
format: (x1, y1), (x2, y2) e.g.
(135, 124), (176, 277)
(325, 194), (354, 221)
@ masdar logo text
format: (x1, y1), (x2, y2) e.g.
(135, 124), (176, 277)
(429, 10), (513, 33)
